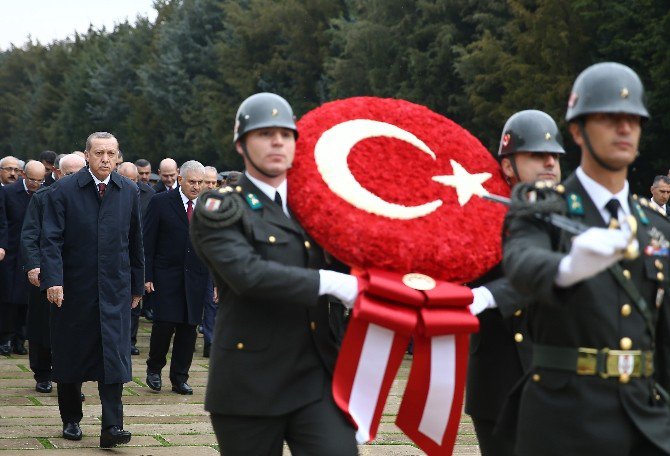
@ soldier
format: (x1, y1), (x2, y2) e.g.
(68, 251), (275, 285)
(466, 110), (564, 456)
(191, 93), (358, 455)
(504, 62), (670, 455)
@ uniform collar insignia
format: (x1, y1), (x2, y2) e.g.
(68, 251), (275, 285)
(245, 192), (263, 210)
(566, 192), (584, 216)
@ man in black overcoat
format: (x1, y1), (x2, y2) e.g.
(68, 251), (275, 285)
(191, 93), (359, 456)
(41, 132), (144, 448)
(153, 158), (178, 193)
(504, 63), (670, 455)
(465, 110), (564, 456)
(21, 154), (86, 393)
(117, 161), (155, 353)
(0, 161), (46, 356)
(143, 160), (209, 395)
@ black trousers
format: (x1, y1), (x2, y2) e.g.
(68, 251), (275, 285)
(57, 382), (123, 429)
(146, 320), (197, 384)
(210, 385), (358, 456)
(472, 417), (515, 456)
(0, 301), (27, 345)
(27, 286), (51, 381)
(130, 301), (141, 346)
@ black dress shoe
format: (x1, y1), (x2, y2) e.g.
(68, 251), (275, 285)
(203, 342), (211, 358)
(143, 309), (154, 321)
(171, 382), (193, 395)
(100, 426), (131, 448)
(35, 381), (52, 393)
(130, 346), (140, 356)
(146, 372), (161, 391)
(0, 341), (12, 356)
(62, 422), (82, 441)
(12, 342), (27, 355)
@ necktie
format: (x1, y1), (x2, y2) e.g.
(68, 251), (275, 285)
(97, 183), (107, 199)
(274, 191), (283, 209)
(186, 200), (193, 222)
(605, 198), (621, 228)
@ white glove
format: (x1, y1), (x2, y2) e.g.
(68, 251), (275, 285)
(468, 286), (497, 316)
(554, 227), (633, 288)
(318, 270), (359, 309)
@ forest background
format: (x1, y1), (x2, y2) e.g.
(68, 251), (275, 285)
(0, 0), (668, 193)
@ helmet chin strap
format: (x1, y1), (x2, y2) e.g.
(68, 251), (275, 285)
(578, 120), (623, 172)
(240, 140), (281, 179)
(508, 155), (521, 184)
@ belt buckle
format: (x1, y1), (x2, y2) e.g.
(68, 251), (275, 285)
(576, 347), (598, 375)
(606, 350), (641, 377)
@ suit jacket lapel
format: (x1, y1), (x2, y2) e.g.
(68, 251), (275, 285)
(564, 174), (608, 228)
(240, 176), (302, 234)
(168, 188), (188, 226)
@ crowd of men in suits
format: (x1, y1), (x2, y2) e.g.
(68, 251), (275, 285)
(0, 142), (241, 447)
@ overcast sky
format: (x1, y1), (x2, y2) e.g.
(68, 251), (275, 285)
(0, 0), (158, 51)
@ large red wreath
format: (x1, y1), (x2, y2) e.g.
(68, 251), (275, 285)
(288, 97), (508, 283)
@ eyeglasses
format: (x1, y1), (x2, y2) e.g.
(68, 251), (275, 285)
(25, 177), (45, 185)
(0, 167), (21, 173)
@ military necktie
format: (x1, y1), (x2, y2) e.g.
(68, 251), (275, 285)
(605, 198), (621, 229)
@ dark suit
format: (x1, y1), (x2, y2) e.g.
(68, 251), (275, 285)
(465, 263), (531, 456)
(143, 189), (208, 385)
(44, 173), (55, 187)
(41, 169), (144, 428)
(503, 173), (670, 455)
(191, 175), (356, 455)
(0, 180), (33, 348)
(131, 181), (156, 345)
(153, 181), (177, 193)
(21, 185), (56, 381)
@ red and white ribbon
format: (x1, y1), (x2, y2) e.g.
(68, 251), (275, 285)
(332, 269), (478, 455)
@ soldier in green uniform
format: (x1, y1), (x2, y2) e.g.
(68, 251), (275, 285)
(504, 62), (670, 455)
(190, 93), (359, 456)
(466, 110), (564, 456)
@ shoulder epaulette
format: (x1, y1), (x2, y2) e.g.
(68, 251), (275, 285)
(193, 186), (244, 228)
(631, 199), (650, 225)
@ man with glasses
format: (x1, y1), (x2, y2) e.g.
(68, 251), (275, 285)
(21, 154), (86, 391)
(0, 156), (22, 186)
(144, 160), (209, 395)
(0, 160), (45, 356)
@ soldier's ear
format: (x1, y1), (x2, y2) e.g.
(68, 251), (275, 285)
(569, 122), (583, 147)
(500, 157), (515, 180)
(234, 141), (244, 156)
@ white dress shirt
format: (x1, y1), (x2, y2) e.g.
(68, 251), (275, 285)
(178, 187), (197, 211)
(576, 167), (630, 224)
(88, 169), (111, 187)
(245, 172), (289, 217)
(649, 198), (667, 216)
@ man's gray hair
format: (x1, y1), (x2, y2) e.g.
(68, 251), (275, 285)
(17, 159), (25, 170)
(204, 166), (218, 175)
(55, 153), (68, 168)
(653, 175), (670, 187)
(0, 156), (18, 167)
(85, 132), (117, 151)
(179, 160), (205, 177)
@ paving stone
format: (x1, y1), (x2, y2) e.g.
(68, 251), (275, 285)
(0, 438), (45, 450)
(51, 435), (159, 448)
(161, 433), (218, 445)
(360, 445), (424, 455)
(8, 446), (220, 455)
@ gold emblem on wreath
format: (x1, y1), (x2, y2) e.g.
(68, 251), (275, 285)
(402, 273), (437, 291)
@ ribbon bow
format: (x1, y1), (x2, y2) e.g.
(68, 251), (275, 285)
(332, 269), (479, 455)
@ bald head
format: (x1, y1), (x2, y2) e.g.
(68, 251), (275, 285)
(24, 160), (46, 192)
(118, 162), (139, 182)
(59, 154), (86, 177)
(158, 158), (178, 188)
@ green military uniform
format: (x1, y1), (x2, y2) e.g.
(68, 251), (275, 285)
(190, 174), (356, 455)
(503, 174), (670, 455)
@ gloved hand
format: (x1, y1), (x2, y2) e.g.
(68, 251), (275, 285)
(318, 270), (359, 308)
(554, 227), (632, 287)
(468, 286), (497, 316)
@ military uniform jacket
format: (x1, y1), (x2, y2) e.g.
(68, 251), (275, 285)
(465, 263), (531, 422)
(191, 175), (341, 417)
(503, 173), (670, 455)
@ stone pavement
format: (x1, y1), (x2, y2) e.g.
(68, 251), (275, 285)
(0, 319), (481, 454)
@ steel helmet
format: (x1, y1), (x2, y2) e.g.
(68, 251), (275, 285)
(233, 92), (298, 143)
(498, 110), (565, 156)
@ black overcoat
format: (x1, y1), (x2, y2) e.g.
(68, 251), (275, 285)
(40, 169), (144, 384)
(2, 179), (31, 306)
(142, 189), (208, 325)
